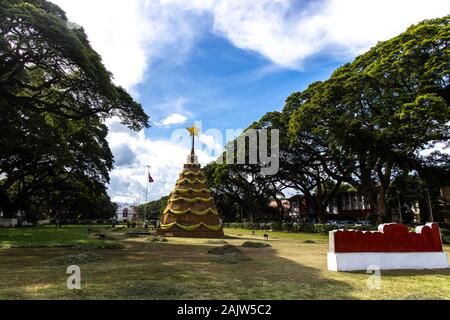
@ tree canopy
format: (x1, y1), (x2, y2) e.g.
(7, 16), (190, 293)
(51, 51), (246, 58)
(204, 15), (450, 223)
(0, 0), (149, 221)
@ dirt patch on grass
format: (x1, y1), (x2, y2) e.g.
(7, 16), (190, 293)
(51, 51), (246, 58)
(207, 245), (251, 264)
(116, 281), (186, 299)
(241, 241), (271, 248)
(44, 252), (103, 266)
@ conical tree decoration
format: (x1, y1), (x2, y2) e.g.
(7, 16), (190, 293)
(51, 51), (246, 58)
(156, 124), (224, 238)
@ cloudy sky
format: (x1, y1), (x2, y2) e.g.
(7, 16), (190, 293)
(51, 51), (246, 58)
(50, 0), (450, 204)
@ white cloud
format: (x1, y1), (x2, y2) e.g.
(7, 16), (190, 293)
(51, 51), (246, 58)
(50, 0), (204, 91)
(209, 0), (450, 68)
(155, 113), (188, 127)
(51, 0), (450, 87)
(157, 0), (450, 68)
(105, 119), (219, 203)
(49, 0), (450, 203)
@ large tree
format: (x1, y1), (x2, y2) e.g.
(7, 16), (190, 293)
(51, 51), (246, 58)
(289, 15), (450, 222)
(253, 109), (350, 222)
(203, 162), (280, 222)
(0, 0), (149, 219)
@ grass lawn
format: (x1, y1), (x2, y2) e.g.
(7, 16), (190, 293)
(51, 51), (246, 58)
(0, 224), (117, 249)
(0, 225), (449, 300)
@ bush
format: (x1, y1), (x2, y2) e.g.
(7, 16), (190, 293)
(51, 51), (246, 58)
(440, 229), (450, 237)
(223, 221), (349, 234)
(241, 222), (260, 230)
(292, 224), (302, 233)
(312, 224), (336, 234)
(265, 221), (282, 231)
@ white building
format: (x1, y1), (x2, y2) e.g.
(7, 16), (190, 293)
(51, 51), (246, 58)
(115, 203), (137, 222)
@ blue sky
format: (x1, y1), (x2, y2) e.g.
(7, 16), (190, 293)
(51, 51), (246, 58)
(139, 33), (341, 139)
(51, 0), (450, 203)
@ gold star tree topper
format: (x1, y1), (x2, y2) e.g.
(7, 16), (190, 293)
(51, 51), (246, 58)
(186, 124), (200, 162)
(186, 123), (200, 137)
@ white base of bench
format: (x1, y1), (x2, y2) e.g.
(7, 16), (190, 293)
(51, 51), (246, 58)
(328, 252), (449, 271)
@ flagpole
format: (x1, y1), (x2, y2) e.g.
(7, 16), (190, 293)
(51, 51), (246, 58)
(144, 165), (150, 227)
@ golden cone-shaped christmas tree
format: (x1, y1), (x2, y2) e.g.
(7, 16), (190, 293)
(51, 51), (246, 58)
(156, 124), (224, 238)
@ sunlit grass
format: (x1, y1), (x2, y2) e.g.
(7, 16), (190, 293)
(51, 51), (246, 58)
(0, 225), (448, 299)
(0, 224), (110, 248)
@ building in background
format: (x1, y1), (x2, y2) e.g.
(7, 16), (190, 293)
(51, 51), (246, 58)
(287, 191), (373, 222)
(115, 203), (137, 222)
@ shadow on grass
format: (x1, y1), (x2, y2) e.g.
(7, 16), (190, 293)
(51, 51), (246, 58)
(0, 238), (356, 300)
(346, 268), (450, 277)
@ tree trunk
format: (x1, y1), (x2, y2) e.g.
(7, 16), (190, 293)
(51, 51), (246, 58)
(375, 161), (393, 223)
(377, 189), (389, 222)
(316, 200), (325, 224)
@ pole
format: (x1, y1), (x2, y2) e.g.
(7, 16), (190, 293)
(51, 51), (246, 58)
(144, 165), (150, 227)
(426, 189), (434, 222)
(396, 191), (402, 223)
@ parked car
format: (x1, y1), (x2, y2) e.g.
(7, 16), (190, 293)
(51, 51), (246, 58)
(325, 220), (339, 226)
(355, 220), (371, 227)
(339, 220), (356, 228)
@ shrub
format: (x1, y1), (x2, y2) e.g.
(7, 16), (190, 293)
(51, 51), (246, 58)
(266, 221), (282, 231)
(440, 229), (450, 237)
(241, 222), (259, 230)
(312, 224), (336, 234)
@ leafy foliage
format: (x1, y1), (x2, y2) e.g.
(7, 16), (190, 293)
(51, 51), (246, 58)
(0, 0), (149, 221)
(209, 15), (449, 223)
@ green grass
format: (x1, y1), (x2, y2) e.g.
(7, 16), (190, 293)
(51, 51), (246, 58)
(0, 225), (449, 300)
(0, 224), (117, 249)
(225, 227), (329, 242)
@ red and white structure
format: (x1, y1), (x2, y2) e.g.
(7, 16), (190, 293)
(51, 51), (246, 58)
(328, 223), (449, 271)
